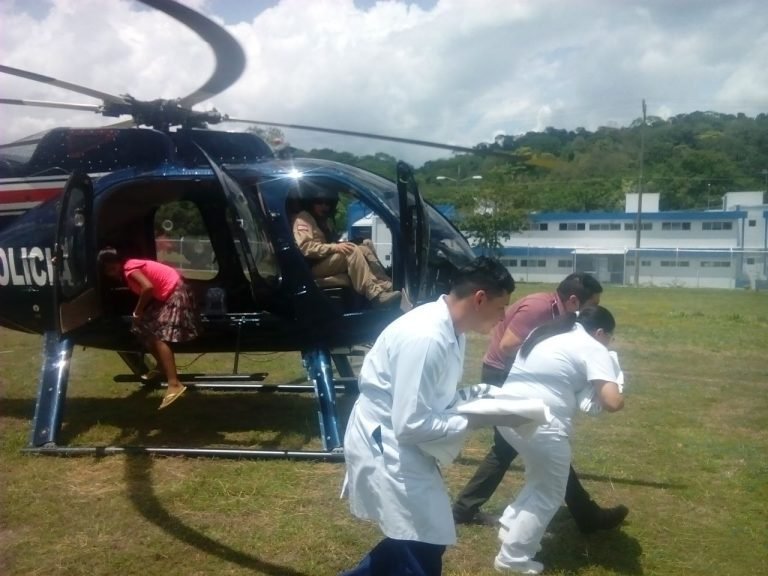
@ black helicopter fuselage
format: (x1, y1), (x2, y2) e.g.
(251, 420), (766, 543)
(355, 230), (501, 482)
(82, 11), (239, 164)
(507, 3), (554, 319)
(0, 127), (475, 354)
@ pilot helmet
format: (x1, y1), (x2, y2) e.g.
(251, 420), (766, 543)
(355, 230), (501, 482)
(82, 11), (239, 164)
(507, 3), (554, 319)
(299, 185), (339, 213)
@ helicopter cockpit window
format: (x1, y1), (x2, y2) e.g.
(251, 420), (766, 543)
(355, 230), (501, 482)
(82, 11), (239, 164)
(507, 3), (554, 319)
(154, 201), (218, 281)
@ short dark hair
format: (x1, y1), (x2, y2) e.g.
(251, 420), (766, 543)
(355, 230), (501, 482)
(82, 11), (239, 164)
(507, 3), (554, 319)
(450, 256), (515, 298)
(97, 247), (122, 267)
(556, 272), (603, 304)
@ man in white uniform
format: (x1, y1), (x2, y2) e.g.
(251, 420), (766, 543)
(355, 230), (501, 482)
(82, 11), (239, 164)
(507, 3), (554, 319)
(341, 257), (515, 576)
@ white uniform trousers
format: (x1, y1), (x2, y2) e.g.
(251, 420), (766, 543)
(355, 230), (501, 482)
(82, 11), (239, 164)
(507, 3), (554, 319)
(496, 421), (571, 564)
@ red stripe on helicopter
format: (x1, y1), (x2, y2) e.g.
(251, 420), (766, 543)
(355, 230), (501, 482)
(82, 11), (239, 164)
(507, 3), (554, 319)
(0, 187), (63, 204)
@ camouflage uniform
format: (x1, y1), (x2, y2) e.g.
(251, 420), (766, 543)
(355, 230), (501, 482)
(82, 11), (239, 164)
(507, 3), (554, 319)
(292, 210), (389, 300)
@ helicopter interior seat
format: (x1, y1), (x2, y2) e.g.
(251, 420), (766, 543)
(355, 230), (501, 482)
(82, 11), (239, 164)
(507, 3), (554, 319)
(285, 193), (367, 309)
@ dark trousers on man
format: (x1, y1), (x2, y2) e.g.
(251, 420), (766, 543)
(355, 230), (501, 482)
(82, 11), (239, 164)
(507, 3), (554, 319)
(340, 538), (445, 576)
(452, 363), (604, 532)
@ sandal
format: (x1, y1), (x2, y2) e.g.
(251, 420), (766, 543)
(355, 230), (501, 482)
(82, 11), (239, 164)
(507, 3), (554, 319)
(158, 386), (187, 410)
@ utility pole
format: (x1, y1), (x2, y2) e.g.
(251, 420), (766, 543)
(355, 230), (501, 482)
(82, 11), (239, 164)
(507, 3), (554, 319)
(633, 98), (647, 287)
(762, 168), (768, 196)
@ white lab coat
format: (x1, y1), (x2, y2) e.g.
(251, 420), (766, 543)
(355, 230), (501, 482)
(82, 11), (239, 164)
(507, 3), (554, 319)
(343, 296), (470, 545)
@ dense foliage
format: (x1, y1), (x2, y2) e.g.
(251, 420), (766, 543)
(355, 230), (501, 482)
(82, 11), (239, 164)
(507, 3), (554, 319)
(161, 113), (767, 244)
(297, 111), (768, 248)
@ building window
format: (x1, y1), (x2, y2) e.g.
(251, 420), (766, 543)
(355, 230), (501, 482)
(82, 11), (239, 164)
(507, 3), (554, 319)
(748, 219), (756, 227)
(557, 259), (572, 268)
(641, 260), (651, 267)
(700, 261), (731, 268)
(520, 259), (546, 268)
(537, 223), (549, 231)
(678, 261), (689, 267)
(703, 221), (733, 231)
(746, 258), (755, 264)
(588, 223), (622, 231)
(626, 259), (634, 267)
(662, 222), (691, 231)
(625, 222), (653, 231)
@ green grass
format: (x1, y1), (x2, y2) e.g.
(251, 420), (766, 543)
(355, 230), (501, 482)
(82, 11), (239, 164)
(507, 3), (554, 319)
(1, 284), (767, 575)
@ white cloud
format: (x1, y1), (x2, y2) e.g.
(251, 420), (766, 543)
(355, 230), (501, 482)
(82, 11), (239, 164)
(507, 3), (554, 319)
(1, 0), (766, 166)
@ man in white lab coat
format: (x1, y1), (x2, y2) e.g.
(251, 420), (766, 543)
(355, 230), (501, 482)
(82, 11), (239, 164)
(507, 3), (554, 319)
(341, 256), (516, 576)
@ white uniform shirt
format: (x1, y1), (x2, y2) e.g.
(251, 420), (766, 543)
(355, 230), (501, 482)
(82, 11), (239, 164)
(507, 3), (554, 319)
(343, 296), (470, 545)
(500, 323), (618, 436)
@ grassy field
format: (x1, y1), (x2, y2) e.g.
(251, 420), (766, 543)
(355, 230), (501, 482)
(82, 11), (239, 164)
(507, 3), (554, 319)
(1, 284), (767, 575)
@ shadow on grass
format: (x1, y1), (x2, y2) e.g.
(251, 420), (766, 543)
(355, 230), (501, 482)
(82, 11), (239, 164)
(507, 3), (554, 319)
(540, 507), (644, 574)
(454, 456), (686, 490)
(2, 387), (357, 452)
(123, 453), (310, 575)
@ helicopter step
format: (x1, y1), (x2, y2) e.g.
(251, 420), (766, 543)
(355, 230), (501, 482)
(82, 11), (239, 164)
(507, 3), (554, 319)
(113, 372), (359, 393)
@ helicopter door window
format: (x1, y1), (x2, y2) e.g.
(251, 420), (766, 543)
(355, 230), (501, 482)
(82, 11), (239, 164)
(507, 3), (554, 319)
(153, 201), (218, 281)
(59, 186), (90, 299)
(222, 187), (279, 288)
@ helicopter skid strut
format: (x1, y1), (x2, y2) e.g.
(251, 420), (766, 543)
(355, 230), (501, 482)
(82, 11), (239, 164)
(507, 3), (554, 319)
(27, 332), (354, 461)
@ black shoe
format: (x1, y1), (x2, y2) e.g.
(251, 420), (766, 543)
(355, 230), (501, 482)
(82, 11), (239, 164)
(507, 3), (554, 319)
(577, 504), (629, 534)
(453, 509), (499, 526)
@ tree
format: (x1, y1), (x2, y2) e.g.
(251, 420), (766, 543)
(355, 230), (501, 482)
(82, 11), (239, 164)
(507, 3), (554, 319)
(246, 125), (287, 149)
(458, 179), (528, 255)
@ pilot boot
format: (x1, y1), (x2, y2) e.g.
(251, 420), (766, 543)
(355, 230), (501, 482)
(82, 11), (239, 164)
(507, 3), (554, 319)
(372, 290), (402, 308)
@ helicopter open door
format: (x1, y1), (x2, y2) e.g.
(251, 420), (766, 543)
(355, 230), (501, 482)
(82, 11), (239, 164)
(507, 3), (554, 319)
(53, 172), (97, 336)
(396, 161), (430, 303)
(203, 151), (278, 304)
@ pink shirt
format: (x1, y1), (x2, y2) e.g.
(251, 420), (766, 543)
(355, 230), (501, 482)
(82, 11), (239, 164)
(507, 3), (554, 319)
(482, 291), (565, 371)
(123, 259), (181, 302)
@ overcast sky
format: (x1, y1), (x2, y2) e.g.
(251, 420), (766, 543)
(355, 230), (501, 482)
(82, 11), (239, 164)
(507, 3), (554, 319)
(1, 0), (766, 165)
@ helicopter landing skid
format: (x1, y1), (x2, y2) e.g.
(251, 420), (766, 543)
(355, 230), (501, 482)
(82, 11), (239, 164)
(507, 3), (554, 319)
(25, 332), (354, 461)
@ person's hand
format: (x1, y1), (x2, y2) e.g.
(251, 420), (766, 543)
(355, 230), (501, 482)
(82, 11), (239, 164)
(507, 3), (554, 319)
(131, 311), (143, 327)
(334, 242), (356, 255)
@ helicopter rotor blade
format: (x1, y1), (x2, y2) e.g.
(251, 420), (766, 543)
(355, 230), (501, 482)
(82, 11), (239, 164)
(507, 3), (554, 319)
(138, 0), (246, 108)
(224, 117), (511, 157)
(0, 139), (43, 150)
(0, 98), (102, 112)
(0, 65), (126, 106)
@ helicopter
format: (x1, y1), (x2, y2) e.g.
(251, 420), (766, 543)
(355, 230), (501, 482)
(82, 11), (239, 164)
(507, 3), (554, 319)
(0, 0), (488, 460)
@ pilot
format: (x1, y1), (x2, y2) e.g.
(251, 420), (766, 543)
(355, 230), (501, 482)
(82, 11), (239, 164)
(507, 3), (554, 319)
(291, 187), (401, 307)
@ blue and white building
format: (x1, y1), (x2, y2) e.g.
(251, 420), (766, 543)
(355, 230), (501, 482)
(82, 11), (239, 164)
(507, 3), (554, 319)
(492, 191), (768, 289)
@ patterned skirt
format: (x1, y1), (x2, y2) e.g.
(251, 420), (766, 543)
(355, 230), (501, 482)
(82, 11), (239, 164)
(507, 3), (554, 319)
(132, 282), (200, 343)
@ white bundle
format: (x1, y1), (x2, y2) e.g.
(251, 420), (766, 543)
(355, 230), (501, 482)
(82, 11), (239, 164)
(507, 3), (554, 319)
(419, 389), (552, 467)
(456, 396), (553, 430)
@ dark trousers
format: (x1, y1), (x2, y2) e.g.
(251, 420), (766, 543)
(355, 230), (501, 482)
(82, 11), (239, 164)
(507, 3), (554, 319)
(340, 538), (446, 576)
(452, 363), (601, 528)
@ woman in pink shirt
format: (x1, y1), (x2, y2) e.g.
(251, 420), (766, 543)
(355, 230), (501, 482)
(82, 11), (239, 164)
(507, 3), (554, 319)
(98, 248), (200, 409)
